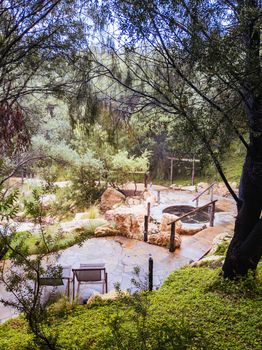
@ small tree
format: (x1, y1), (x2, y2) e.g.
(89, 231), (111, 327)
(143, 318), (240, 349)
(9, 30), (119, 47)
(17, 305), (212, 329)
(0, 186), (65, 349)
(107, 150), (149, 192)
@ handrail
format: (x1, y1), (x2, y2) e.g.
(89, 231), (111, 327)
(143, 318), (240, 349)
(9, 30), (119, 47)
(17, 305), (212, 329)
(168, 199), (217, 252)
(192, 182), (216, 202)
(192, 182), (216, 207)
(168, 200), (218, 225)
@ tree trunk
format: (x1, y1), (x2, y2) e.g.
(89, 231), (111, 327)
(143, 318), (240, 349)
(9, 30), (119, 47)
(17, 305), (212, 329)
(222, 0), (262, 278)
(223, 150), (262, 278)
(223, 97), (262, 278)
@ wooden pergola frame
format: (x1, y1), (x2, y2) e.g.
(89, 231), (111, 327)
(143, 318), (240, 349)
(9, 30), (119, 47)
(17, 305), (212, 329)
(167, 156), (200, 185)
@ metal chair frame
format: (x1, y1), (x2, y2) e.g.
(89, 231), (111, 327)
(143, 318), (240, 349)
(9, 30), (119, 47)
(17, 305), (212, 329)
(72, 264), (108, 300)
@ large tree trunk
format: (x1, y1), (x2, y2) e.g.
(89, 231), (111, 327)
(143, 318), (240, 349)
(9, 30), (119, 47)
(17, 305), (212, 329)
(222, 0), (262, 278)
(223, 80), (262, 278)
(223, 148), (262, 278)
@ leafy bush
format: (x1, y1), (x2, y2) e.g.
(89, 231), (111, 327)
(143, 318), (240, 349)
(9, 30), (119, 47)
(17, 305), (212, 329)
(1, 265), (261, 349)
(47, 185), (76, 220)
(213, 240), (230, 256)
(107, 150), (149, 189)
(79, 205), (100, 219)
(70, 158), (105, 208)
(0, 186), (19, 259)
(48, 295), (77, 319)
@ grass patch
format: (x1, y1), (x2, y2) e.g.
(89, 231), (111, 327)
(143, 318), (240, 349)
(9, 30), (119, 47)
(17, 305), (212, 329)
(153, 176), (210, 187)
(6, 220), (105, 256)
(77, 206), (100, 220)
(0, 264), (261, 349)
(213, 240), (230, 256)
(222, 153), (244, 182)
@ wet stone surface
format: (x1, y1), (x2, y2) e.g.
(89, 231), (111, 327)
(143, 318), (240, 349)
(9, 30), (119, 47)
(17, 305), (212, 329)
(56, 236), (190, 296)
(0, 186), (236, 323)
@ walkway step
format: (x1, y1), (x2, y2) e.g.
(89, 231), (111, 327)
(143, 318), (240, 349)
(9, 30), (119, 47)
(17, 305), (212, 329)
(176, 227), (223, 262)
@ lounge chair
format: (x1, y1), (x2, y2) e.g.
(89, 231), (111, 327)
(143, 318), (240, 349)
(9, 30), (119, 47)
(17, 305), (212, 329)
(39, 265), (72, 297)
(72, 263), (108, 300)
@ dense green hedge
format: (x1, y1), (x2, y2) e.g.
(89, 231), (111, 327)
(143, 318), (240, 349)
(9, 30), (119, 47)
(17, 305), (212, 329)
(0, 264), (261, 350)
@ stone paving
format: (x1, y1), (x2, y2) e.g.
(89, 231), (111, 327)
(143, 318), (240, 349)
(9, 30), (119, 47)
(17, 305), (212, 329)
(0, 237), (190, 323)
(0, 224), (232, 323)
(58, 236), (190, 294)
(0, 186), (236, 323)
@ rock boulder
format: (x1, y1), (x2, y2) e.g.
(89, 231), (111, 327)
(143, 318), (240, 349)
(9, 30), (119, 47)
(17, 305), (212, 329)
(177, 224), (207, 236)
(105, 205), (146, 223)
(209, 231), (233, 255)
(160, 213), (182, 234)
(190, 255), (224, 268)
(104, 205), (153, 240)
(113, 213), (143, 240)
(94, 225), (120, 237)
(125, 196), (144, 206)
(100, 188), (125, 212)
(148, 232), (181, 248)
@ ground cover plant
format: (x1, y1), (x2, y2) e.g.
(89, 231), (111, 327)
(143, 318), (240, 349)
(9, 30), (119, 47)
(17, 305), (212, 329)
(0, 264), (261, 350)
(4, 226), (98, 257)
(3, 186), (105, 258)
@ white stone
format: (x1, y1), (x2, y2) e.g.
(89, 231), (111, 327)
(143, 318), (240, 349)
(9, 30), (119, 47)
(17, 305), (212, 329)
(15, 222), (41, 234)
(40, 194), (56, 208)
(209, 231), (233, 255)
(191, 255), (224, 268)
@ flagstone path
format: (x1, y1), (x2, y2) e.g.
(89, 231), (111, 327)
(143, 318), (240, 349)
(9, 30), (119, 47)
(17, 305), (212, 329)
(0, 185), (236, 323)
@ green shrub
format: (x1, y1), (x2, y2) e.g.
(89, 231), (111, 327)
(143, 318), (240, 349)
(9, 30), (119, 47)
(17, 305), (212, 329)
(107, 150), (149, 189)
(48, 295), (77, 318)
(81, 205), (99, 220)
(6, 224), (101, 257)
(1, 265), (261, 349)
(213, 240), (230, 256)
(47, 185), (76, 220)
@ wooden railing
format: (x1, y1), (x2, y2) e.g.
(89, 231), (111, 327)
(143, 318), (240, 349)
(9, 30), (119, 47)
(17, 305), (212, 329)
(167, 200), (217, 252)
(192, 182), (216, 207)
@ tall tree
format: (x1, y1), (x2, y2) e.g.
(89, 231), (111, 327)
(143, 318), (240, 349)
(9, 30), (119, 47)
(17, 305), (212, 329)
(0, 0), (84, 148)
(0, 0), (84, 177)
(89, 0), (262, 278)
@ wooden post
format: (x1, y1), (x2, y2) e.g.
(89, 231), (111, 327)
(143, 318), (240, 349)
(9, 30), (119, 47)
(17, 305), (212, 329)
(210, 185), (214, 202)
(67, 279), (70, 298)
(168, 157), (200, 186)
(105, 272), (108, 293)
(72, 272), (75, 300)
(148, 257), (153, 291)
(192, 156), (195, 186)
(169, 222), (176, 252)
(157, 191), (160, 204)
(209, 202), (215, 227)
(144, 215), (149, 242)
(144, 172), (148, 189)
(21, 169), (24, 184)
(170, 158), (174, 184)
(147, 202), (151, 220)
(196, 198), (199, 208)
